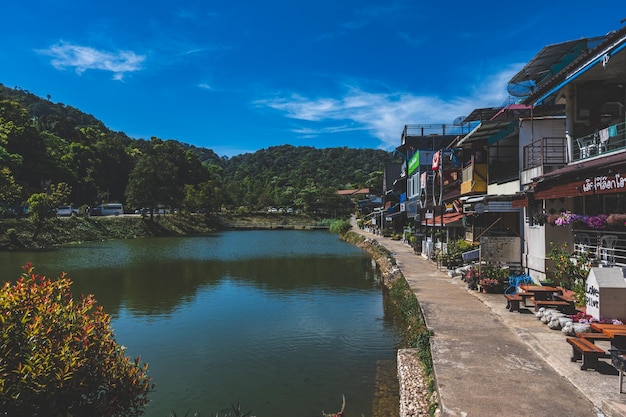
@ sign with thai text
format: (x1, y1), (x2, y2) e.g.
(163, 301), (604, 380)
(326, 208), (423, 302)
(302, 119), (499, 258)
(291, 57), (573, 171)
(582, 172), (626, 194)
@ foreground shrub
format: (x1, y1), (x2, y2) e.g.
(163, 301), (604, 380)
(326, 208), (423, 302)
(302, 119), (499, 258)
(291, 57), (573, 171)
(0, 263), (153, 416)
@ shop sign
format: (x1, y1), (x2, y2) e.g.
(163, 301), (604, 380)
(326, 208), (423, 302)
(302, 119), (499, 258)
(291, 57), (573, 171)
(582, 172), (626, 194)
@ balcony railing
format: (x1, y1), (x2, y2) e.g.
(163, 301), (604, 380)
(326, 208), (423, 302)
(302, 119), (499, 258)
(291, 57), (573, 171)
(573, 120), (626, 162)
(401, 122), (479, 140)
(523, 136), (568, 170)
(489, 159), (520, 184)
(573, 228), (626, 268)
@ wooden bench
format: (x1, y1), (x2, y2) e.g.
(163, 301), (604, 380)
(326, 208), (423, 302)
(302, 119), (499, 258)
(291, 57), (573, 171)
(504, 294), (523, 312)
(518, 292), (534, 306)
(566, 337), (609, 370)
(533, 299), (576, 314)
(576, 332), (612, 343)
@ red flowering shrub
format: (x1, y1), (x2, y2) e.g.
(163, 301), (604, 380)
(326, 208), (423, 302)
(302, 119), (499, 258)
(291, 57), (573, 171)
(0, 263), (153, 416)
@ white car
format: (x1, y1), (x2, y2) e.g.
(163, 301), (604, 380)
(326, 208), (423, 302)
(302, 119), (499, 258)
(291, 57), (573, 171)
(57, 206), (78, 217)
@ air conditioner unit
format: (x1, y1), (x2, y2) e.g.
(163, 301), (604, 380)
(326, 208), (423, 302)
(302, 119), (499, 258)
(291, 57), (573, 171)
(463, 204), (474, 213)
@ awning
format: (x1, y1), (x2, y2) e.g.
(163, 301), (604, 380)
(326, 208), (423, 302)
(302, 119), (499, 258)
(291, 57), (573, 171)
(457, 120), (517, 145)
(530, 30), (626, 105)
(508, 38), (594, 98)
(511, 193), (532, 208)
(534, 162), (626, 199)
(532, 150), (626, 183)
(421, 212), (465, 227)
(385, 211), (404, 222)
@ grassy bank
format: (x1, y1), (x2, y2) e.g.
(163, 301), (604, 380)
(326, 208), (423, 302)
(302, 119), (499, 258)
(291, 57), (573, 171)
(0, 213), (329, 250)
(342, 231), (437, 415)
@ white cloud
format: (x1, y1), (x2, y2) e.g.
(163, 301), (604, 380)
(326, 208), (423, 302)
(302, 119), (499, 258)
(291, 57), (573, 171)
(37, 41), (145, 80)
(255, 67), (518, 150)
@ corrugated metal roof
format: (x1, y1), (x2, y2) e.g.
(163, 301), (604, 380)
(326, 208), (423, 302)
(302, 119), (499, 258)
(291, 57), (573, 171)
(524, 27), (626, 105)
(457, 120), (517, 145)
(508, 38), (599, 98)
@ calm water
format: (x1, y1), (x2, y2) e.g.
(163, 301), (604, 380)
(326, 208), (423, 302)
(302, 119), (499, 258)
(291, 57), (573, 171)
(0, 230), (401, 417)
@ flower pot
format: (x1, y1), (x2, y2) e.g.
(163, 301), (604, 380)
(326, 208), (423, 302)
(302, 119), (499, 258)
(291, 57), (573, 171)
(480, 283), (504, 294)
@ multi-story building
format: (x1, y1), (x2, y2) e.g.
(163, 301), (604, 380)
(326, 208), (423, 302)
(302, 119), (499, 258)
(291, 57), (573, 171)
(384, 24), (626, 278)
(513, 26), (626, 280)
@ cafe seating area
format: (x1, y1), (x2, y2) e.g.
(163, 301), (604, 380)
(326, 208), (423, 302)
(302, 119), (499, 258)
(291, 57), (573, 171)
(504, 281), (577, 315)
(501, 268), (626, 395)
(566, 323), (626, 393)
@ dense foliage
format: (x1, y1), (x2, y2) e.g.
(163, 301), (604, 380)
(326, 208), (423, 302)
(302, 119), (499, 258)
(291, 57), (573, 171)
(0, 263), (153, 416)
(546, 242), (590, 305)
(0, 84), (395, 216)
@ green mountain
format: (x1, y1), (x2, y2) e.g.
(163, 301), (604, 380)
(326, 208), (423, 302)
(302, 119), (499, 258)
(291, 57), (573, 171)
(0, 83), (397, 214)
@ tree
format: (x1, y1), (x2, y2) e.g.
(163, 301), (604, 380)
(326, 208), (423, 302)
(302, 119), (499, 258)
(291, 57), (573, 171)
(182, 179), (222, 214)
(125, 149), (178, 217)
(0, 263), (153, 416)
(0, 167), (23, 211)
(26, 182), (71, 239)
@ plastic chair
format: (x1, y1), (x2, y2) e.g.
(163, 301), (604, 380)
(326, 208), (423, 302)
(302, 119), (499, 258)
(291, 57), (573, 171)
(575, 233), (593, 256)
(600, 235), (618, 264)
(577, 137), (597, 158)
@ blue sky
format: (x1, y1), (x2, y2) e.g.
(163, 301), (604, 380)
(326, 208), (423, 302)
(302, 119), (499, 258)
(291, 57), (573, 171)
(1, 1), (624, 157)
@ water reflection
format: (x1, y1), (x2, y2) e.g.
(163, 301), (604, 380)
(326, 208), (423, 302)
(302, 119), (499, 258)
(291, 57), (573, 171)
(0, 231), (400, 417)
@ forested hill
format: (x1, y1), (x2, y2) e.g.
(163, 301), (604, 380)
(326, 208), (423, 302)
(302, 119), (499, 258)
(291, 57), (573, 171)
(0, 83), (397, 214)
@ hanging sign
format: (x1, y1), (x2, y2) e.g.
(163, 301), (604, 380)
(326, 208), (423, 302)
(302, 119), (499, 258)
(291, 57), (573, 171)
(432, 151), (440, 171)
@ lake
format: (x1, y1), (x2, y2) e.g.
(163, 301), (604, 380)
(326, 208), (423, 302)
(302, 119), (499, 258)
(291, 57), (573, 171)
(0, 230), (401, 417)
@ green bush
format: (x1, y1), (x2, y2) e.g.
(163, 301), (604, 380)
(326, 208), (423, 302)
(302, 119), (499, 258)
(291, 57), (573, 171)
(0, 263), (153, 416)
(547, 242), (590, 305)
(328, 219), (351, 235)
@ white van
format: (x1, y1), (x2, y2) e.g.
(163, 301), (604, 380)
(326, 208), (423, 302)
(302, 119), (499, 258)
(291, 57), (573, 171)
(57, 206), (78, 217)
(91, 203), (124, 216)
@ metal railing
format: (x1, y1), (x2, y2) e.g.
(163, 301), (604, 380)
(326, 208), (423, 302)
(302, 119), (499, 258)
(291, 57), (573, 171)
(573, 229), (626, 267)
(573, 120), (626, 161)
(523, 136), (568, 170)
(489, 159), (520, 184)
(402, 122), (478, 138)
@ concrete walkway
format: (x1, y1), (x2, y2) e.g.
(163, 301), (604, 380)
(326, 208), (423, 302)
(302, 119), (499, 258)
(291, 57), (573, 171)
(351, 226), (626, 417)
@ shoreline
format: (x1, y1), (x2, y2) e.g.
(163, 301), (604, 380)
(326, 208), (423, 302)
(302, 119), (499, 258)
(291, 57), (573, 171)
(0, 213), (329, 251)
(342, 230), (435, 416)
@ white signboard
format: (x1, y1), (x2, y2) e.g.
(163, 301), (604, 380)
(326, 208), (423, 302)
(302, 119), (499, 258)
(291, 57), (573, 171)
(586, 267), (626, 321)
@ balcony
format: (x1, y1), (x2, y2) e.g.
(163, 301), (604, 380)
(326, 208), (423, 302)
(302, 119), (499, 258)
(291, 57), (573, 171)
(521, 136), (568, 186)
(573, 120), (626, 162)
(461, 162), (488, 195)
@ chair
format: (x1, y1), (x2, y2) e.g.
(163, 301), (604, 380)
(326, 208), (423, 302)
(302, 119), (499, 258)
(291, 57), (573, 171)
(599, 235), (618, 265)
(576, 137), (597, 158)
(575, 233), (593, 256)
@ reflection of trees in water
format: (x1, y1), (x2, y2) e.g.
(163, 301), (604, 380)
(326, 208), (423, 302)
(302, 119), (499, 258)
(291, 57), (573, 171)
(72, 255), (381, 317)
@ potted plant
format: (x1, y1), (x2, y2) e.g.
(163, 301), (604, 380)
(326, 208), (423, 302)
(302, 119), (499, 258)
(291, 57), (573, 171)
(463, 266), (480, 290)
(477, 264), (508, 293)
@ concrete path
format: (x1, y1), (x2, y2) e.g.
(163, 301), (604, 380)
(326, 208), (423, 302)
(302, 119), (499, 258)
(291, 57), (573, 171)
(351, 225), (626, 417)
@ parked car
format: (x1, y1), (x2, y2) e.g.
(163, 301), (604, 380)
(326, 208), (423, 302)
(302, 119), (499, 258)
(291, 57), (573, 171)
(90, 203), (124, 216)
(57, 206), (78, 217)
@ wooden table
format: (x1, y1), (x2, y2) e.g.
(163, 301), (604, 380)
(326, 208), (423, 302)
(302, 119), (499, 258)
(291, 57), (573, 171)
(518, 285), (560, 301)
(589, 323), (626, 393)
